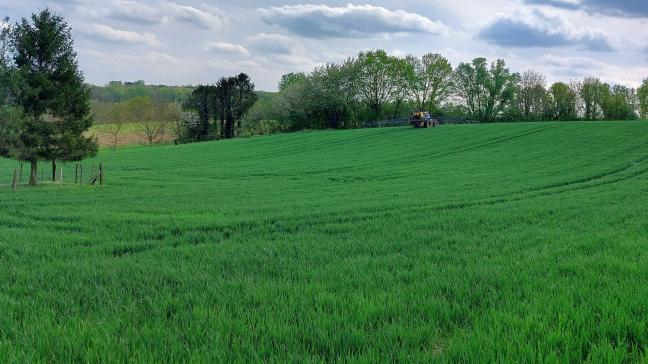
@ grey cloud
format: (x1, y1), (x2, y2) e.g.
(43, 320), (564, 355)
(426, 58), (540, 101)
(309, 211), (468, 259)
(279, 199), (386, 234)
(166, 2), (227, 29)
(259, 4), (447, 39)
(81, 23), (158, 46)
(478, 11), (614, 52)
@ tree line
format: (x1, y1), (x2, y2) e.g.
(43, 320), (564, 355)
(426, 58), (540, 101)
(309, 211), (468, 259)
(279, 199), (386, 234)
(244, 50), (648, 135)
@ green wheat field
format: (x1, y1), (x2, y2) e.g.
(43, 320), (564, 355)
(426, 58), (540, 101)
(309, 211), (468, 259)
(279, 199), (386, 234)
(1, 121), (648, 362)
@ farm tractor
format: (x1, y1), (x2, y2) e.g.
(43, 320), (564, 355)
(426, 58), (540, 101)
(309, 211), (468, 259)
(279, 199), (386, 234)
(410, 111), (439, 128)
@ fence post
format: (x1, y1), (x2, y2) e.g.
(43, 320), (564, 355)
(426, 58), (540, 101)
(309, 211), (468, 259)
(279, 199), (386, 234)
(19, 163), (23, 184)
(91, 164), (95, 184)
(12, 169), (17, 192)
(80, 165), (83, 185)
(99, 163), (104, 185)
(75, 164), (79, 184)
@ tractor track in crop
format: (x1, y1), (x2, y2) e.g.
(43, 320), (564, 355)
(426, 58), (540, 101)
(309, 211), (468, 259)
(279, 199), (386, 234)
(208, 152), (648, 236)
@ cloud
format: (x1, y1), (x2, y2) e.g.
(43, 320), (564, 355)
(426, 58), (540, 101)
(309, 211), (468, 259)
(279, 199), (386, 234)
(526, 0), (648, 17)
(83, 23), (158, 46)
(81, 49), (180, 65)
(478, 9), (613, 52)
(146, 51), (180, 65)
(246, 33), (294, 54)
(108, 0), (167, 25)
(166, 2), (228, 29)
(204, 41), (250, 56)
(259, 4), (448, 38)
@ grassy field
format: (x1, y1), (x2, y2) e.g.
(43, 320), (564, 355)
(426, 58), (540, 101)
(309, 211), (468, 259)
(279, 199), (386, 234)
(1, 121), (648, 362)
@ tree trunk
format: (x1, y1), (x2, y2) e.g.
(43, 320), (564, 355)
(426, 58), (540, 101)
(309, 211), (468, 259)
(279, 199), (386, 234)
(29, 161), (38, 186)
(52, 160), (57, 182)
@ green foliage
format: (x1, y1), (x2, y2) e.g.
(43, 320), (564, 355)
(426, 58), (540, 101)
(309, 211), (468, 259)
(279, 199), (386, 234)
(407, 53), (453, 113)
(90, 81), (193, 103)
(579, 77), (606, 120)
(515, 70), (546, 121)
(185, 85), (216, 140)
(356, 49), (404, 119)
(278, 72), (307, 92)
(639, 78), (648, 119)
(454, 58), (518, 122)
(3, 9), (96, 184)
(601, 85), (637, 121)
(183, 73), (256, 141)
(2, 122), (648, 361)
(546, 82), (578, 121)
(0, 105), (25, 157)
(309, 60), (362, 129)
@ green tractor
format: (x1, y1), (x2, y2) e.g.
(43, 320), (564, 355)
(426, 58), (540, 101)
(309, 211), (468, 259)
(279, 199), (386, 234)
(410, 111), (440, 128)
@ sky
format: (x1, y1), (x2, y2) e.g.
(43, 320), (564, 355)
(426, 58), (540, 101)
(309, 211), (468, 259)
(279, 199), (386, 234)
(2, 0), (648, 91)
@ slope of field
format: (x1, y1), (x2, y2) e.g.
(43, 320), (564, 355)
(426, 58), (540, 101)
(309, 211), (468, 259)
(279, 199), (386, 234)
(1, 121), (648, 362)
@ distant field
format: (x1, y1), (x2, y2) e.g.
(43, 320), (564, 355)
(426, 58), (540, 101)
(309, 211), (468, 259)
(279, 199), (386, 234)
(1, 121), (648, 361)
(90, 121), (174, 147)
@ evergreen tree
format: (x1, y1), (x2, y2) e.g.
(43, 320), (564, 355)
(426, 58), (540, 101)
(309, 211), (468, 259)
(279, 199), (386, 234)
(10, 9), (96, 185)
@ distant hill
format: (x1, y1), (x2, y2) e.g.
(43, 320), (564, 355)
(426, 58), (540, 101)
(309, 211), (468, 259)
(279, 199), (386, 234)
(89, 81), (274, 104)
(89, 81), (195, 103)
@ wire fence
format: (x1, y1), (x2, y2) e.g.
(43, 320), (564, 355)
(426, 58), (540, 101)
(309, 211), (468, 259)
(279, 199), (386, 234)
(0, 161), (104, 191)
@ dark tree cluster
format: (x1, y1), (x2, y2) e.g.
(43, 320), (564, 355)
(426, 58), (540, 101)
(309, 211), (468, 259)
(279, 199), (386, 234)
(181, 73), (257, 142)
(0, 9), (96, 185)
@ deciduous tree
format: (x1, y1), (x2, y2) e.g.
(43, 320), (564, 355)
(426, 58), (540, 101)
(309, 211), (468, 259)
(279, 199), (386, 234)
(638, 78), (648, 119)
(546, 82), (578, 121)
(407, 53), (453, 113)
(454, 58), (517, 121)
(580, 77), (606, 120)
(517, 70), (546, 120)
(356, 50), (399, 119)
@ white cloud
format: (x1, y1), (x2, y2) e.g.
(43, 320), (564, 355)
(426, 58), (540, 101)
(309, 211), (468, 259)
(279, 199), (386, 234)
(81, 48), (180, 65)
(108, 0), (168, 25)
(84, 23), (158, 46)
(166, 2), (228, 29)
(146, 51), (181, 65)
(259, 4), (448, 38)
(204, 41), (250, 56)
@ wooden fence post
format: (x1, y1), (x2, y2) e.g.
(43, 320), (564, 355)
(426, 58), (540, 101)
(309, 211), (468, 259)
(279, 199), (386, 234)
(12, 169), (17, 192)
(99, 163), (104, 185)
(91, 164), (95, 184)
(75, 164), (79, 184)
